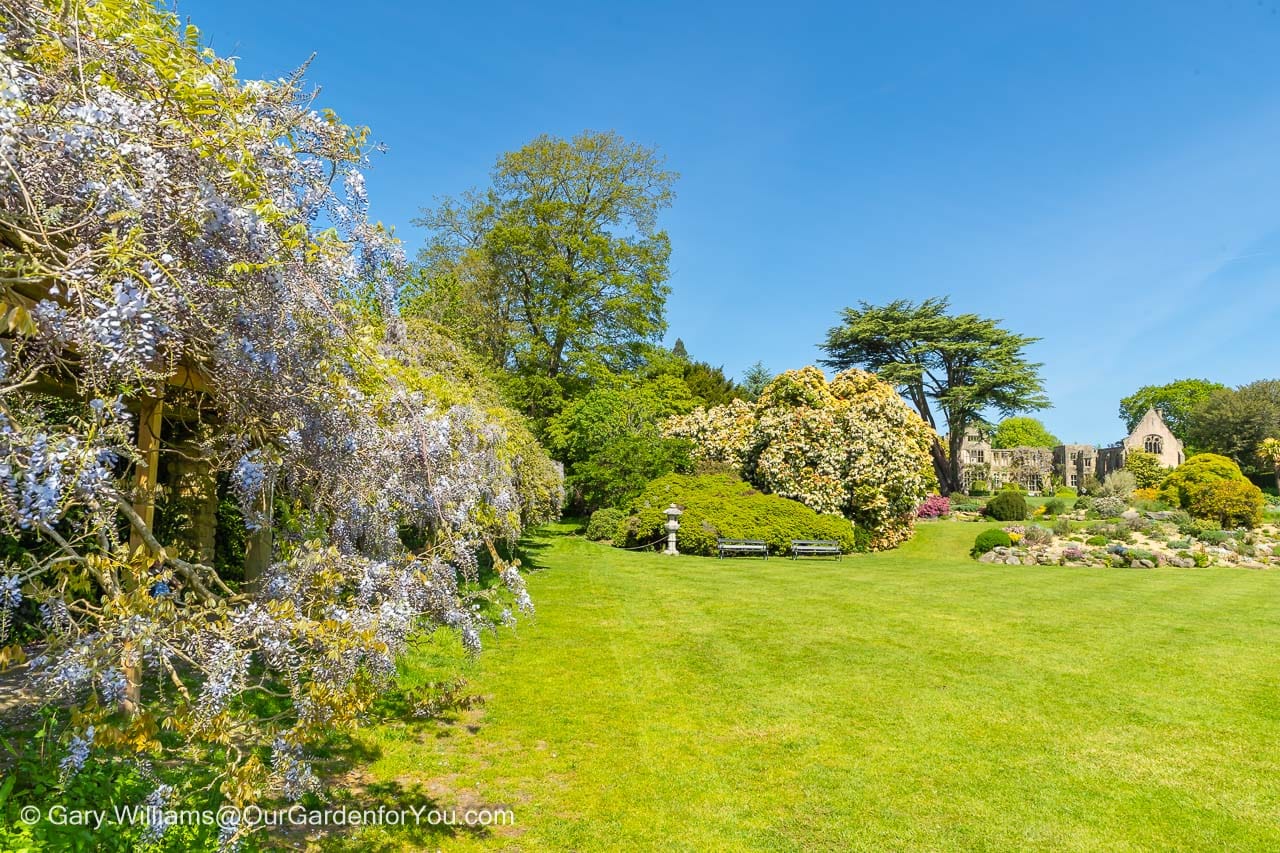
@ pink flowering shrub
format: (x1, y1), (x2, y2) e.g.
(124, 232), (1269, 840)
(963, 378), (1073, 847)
(917, 495), (951, 519)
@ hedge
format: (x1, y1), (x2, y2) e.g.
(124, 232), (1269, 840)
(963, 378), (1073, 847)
(621, 473), (856, 556)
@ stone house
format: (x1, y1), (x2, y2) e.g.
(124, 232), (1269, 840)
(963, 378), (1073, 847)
(1094, 407), (1185, 480)
(958, 408), (1184, 494)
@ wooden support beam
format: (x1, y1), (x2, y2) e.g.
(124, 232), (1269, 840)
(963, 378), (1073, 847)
(129, 394), (164, 556)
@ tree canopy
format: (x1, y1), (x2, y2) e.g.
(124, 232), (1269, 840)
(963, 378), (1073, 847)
(991, 417), (1060, 449)
(1185, 380), (1280, 476)
(819, 298), (1048, 494)
(544, 373), (695, 511)
(1119, 378), (1225, 441)
(1122, 450), (1167, 490)
(410, 131), (677, 417)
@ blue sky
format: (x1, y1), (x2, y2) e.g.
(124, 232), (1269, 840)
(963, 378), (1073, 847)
(185, 0), (1280, 443)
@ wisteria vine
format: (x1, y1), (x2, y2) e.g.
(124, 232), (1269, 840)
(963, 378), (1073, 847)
(0, 0), (561, 844)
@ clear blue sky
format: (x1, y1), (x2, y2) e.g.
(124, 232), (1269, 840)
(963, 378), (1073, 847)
(185, 0), (1280, 444)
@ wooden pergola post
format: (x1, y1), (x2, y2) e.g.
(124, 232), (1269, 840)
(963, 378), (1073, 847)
(129, 394), (165, 556)
(123, 393), (163, 717)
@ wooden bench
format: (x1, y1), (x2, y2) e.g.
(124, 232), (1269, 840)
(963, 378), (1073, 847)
(717, 538), (768, 558)
(790, 539), (842, 560)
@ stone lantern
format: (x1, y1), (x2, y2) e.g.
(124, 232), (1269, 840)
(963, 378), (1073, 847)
(663, 503), (683, 555)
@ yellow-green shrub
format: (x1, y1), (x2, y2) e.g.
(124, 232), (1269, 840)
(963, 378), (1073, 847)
(622, 473), (856, 556)
(1159, 454), (1245, 515)
(1195, 479), (1264, 529)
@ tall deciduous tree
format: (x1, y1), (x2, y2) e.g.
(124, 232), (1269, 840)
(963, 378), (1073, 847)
(1119, 378), (1226, 441)
(991, 417), (1059, 449)
(545, 375), (696, 511)
(1186, 380), (1280, 475)
(412, 131), (677, 412)
(820, 298), (1048, 494)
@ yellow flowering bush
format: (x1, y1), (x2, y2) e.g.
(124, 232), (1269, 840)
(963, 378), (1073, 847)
(664, 367), (937, 549)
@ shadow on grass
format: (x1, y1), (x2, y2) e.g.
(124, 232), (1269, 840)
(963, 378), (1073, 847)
(502, 520), (580, 573)
(294, 702), (501, 851)
(305, 778), (496, 852)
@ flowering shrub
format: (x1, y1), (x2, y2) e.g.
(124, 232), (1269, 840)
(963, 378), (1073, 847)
(1158, 454), (1240, 506)
(1091, 496), (1127, 518)
(0, 2), (560, 843)
(1194, 479), (1264, 529)
(917, 495), (951, 519)
(665, 367), (936, 549)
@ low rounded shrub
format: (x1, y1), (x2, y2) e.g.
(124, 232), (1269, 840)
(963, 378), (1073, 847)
(1091, 496), (1126, 518)
(916, 494), (951, 519)
(986, 490), (1028, 521)
(1052, 516), (1073, 536)
(585, 507), (626, 542)
(1158, 453), (1247, 511)
(1195, 479), (1264, 529)
(1043, 498), (1066, 516)
(951, 502), (983, 513)
(971, 529), (1012, 557)
(1198, 529), (1232, 546)
(1085, 535), (1107, 546)
(1074, 495), (1093, 511)
(622, 473), (855, 556)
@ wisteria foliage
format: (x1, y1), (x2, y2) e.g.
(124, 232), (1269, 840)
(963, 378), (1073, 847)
(0, 0), (560, 834)
(665, 367), (937, 549)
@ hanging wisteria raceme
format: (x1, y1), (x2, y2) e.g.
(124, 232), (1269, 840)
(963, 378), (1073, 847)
(0, 0), (561, 839)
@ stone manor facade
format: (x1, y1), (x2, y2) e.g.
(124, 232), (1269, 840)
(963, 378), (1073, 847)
(958, 408), (1185, 494)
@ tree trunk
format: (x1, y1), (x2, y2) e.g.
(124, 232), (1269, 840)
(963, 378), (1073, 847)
(930, 437), (958, 495)
(124, 394), (164, 717)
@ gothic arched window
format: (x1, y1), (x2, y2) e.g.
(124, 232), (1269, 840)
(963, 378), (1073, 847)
(1144, 434), (1163, 455)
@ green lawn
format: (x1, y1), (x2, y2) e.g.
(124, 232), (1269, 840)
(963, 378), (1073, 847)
(326, 520), (1280, 851)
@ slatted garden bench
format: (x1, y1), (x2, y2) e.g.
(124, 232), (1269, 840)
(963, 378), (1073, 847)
(790, 539), (842, 560)
(716, 538), (768, 558)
